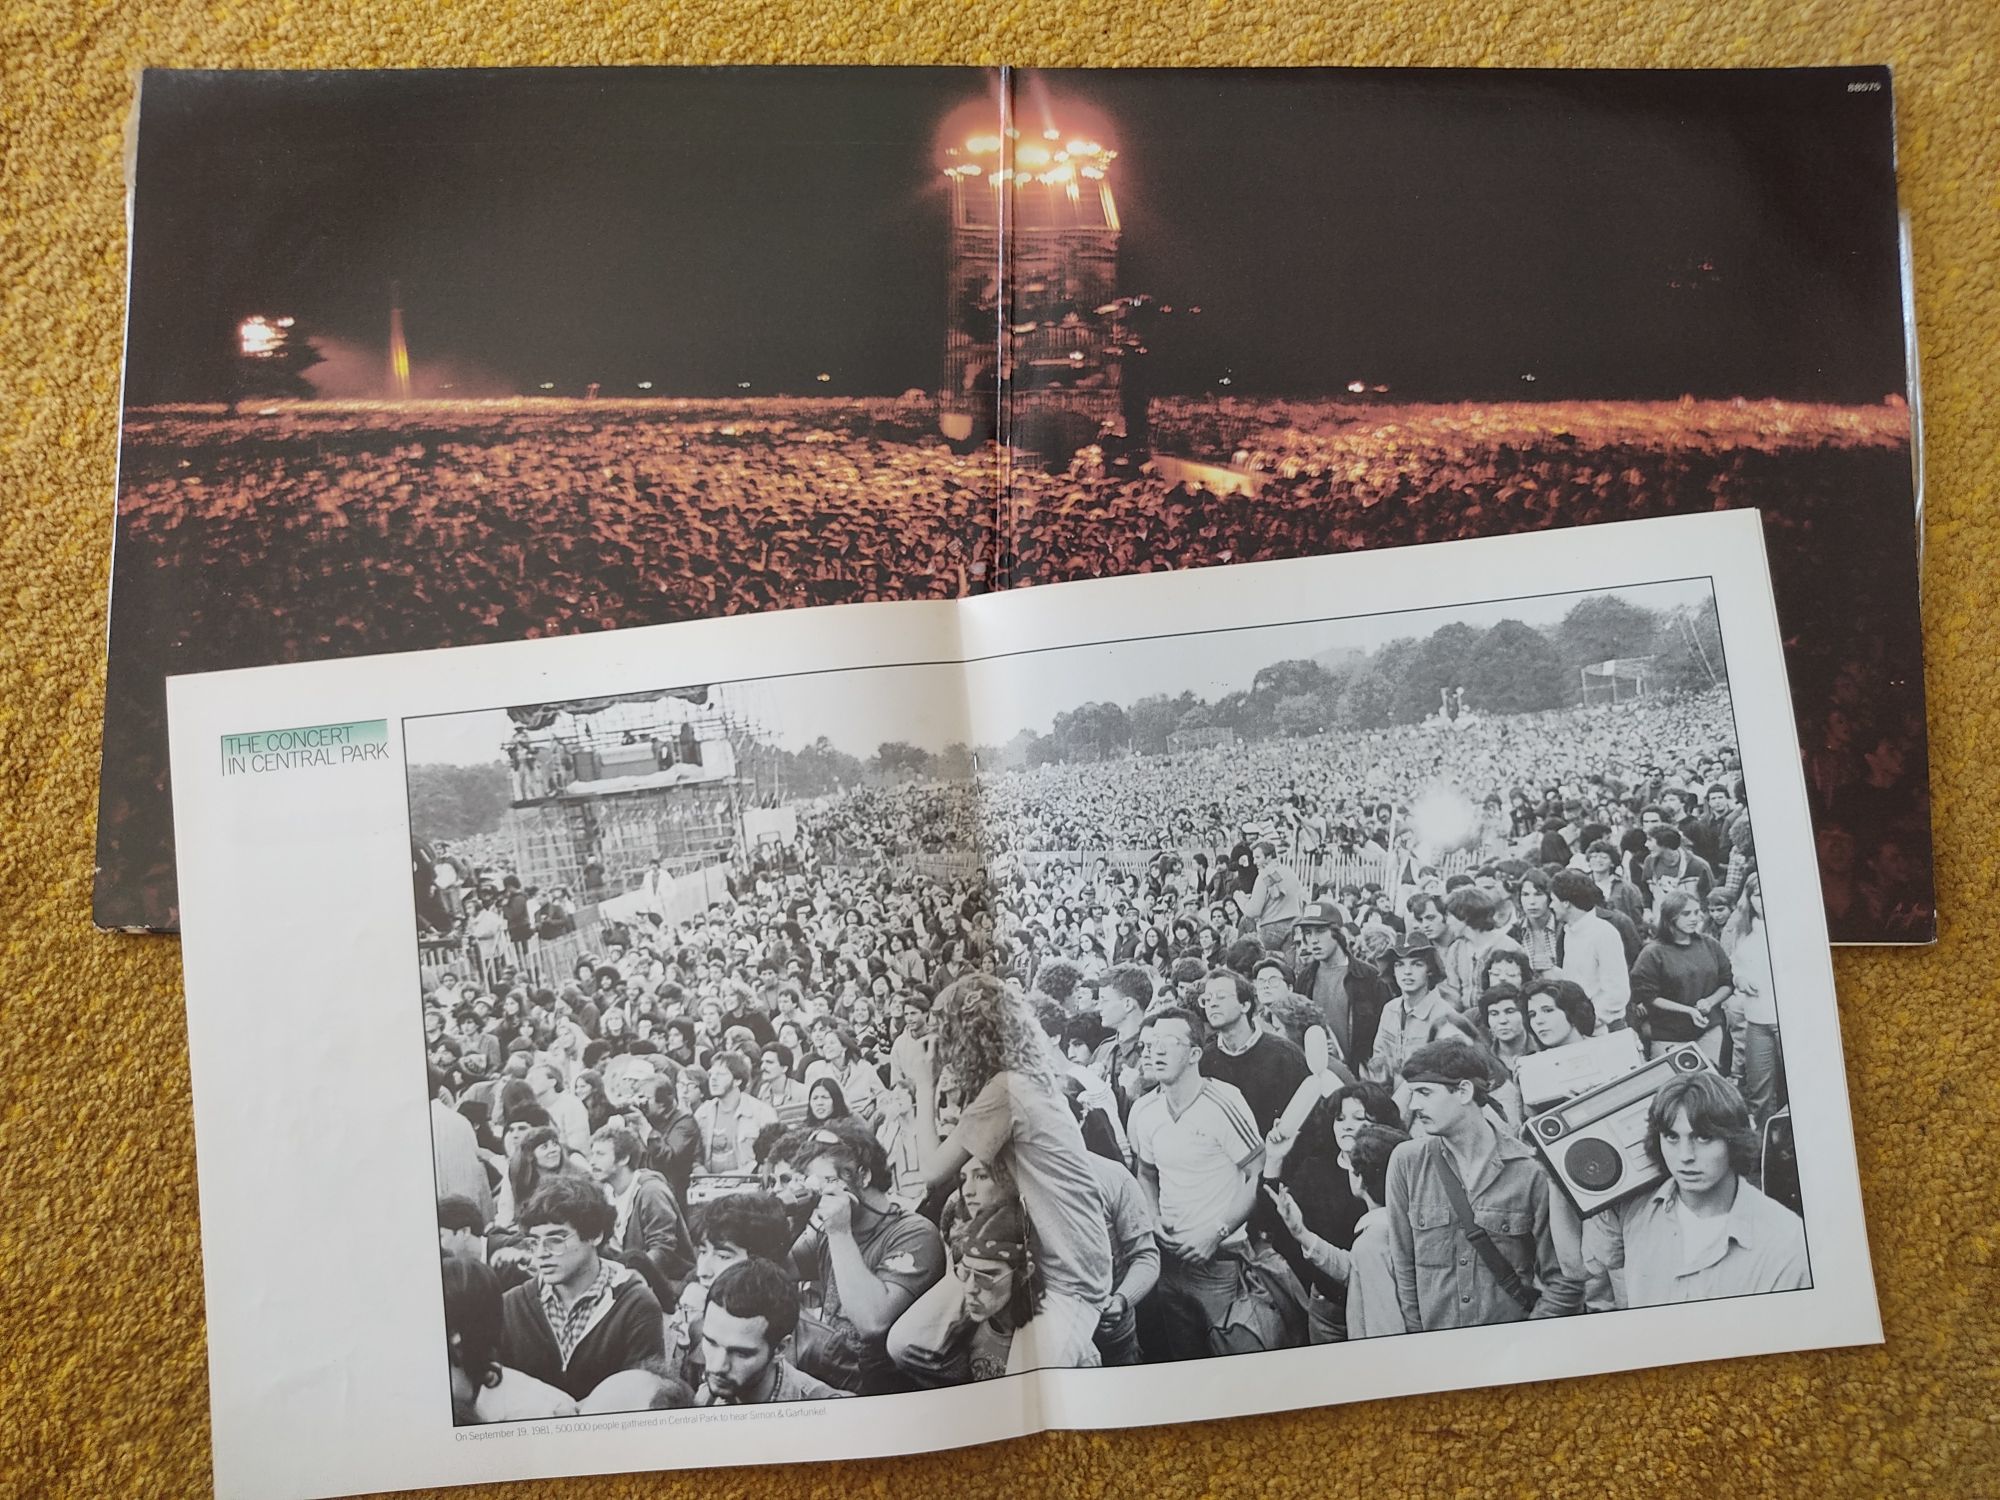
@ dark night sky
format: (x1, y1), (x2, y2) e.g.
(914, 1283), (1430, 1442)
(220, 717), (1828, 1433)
(123, 66), (1909, 404)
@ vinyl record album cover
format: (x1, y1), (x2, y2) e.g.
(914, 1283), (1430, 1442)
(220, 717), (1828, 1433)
(164, 514), (1881, 1500)
(100, 66), (1933, 941)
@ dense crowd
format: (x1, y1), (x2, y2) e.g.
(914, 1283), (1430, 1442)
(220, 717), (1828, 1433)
(809, 690), (1742, 871)
(426, 693), (1804, 1420)
(102, 396), (1928, 940)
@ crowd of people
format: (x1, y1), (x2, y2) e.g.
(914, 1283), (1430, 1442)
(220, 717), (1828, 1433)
(102, 393), (1928, 940)
(805, 690), (1742, 874)
(427, 691), (1806, 1421)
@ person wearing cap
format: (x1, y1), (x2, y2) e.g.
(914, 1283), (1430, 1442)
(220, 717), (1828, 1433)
(1364, 932), (1460, 1091)
(1293, 899), (1389, 1070)
(1384, 1039), (1580, 1330)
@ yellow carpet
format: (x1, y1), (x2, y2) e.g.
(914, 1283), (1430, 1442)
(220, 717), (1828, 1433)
(4, 3), (1997, 1497)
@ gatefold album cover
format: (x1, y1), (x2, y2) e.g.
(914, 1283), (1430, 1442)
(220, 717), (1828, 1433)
(165, 513), (1879, 1500)
(102, 66), (1934, 943)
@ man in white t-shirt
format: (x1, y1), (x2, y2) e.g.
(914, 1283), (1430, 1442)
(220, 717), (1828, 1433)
(1127, 1005), (1264, 1360)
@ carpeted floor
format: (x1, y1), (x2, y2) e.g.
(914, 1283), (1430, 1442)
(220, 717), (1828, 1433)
(4, 3), (1997, 1497)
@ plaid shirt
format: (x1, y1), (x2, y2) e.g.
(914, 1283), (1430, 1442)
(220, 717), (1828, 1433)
(539, 1259), (619, 1369)
(1515, 912), (1562, 974)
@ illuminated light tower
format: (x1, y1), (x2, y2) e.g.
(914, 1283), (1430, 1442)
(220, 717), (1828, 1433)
(387, 281), (412, 399)
(938, 116), (1121, 463)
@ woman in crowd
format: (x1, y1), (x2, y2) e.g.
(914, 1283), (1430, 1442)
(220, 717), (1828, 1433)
(497, 1121), (589, 1229)
(1265, 1120), (1411, 1342)
(597, 1008), (633, 1055)
(807, 1077), (851, 1124)
(1262, 1079), (1402, 1344)
(1522, 976), (1598, 1052)
(1630, 890), (1734, 1066)
(774, 1019), (810, 1077)
(805, 1022), (884, 1123)
(1722, 873), (1780, 1125)
(572, 1068), (614, 1135)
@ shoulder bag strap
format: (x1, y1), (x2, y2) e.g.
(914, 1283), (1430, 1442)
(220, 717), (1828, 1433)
(1431, 1138), (1538, 1313)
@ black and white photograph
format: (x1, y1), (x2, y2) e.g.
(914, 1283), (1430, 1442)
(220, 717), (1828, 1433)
(405, 574), (1811, 1420)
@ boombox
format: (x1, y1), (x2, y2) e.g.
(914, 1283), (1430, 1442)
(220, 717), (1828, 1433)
(1514, 1028), (1646, 1113)
(685, 1172), (763, 1206)
(1528, 1043), (1712, 1215)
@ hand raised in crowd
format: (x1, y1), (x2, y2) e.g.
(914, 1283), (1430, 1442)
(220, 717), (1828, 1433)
(1263, 1183), (1309, 1244)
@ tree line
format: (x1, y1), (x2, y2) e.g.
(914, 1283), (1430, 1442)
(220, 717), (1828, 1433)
(409, 592), (1722, 825)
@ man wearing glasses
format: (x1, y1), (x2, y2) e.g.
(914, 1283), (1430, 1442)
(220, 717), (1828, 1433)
(1127, 1005), (1265, 1360)
(499, 1177), (666, 1401)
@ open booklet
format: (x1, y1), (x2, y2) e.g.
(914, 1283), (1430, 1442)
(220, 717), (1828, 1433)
(167, 513), (1878, 1500)
(102, 64), (1933, 943)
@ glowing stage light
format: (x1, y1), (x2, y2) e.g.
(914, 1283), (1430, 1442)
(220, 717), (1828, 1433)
(816, 372), (831, 382)
(1042, 127), (1061, 140)
(237, 316), (285, 358)
(737, 381), (751, 389)
(1080, 165), (1104, 179)
(1066, 139), (1092, 156)
(965, 134), (1003, 153)
(538, 381), (555, 390)
(637, 381), (654, 390)
(1016, 143), (1051, 168)
(1409, 786), (1479, 851)
(1347, 380), (1367, 394)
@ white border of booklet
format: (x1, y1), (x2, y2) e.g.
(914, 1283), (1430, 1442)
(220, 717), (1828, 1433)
(168, 510), (1880, 1500)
